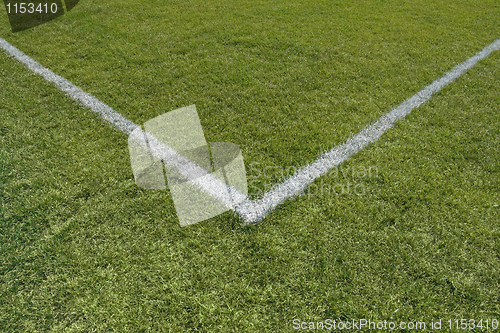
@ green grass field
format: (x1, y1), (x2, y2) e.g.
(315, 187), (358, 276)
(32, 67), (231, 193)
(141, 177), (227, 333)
(1, 0), (500, 331)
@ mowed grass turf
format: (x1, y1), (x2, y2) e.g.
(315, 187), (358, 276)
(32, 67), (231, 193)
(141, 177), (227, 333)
(1, 0), (499, 331)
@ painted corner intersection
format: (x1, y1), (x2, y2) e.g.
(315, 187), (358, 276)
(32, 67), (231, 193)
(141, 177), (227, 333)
(1, 37), (499, 226)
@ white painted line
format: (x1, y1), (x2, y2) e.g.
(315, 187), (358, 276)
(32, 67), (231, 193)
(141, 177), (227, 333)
(0, 37), (248, 212)
(2, 37), (499, 225)
(133, 129), (248, 209)
(235, 38), (500, 223)
(0, 38), (137, 135)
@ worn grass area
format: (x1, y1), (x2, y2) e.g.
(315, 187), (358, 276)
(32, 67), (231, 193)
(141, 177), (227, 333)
(1, 0), (500, 331)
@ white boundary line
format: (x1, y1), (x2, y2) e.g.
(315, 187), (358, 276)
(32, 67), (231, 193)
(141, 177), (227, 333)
(237, 38), (500, 222)
(2, 37), (499, 224)
(0, 38), (247, 212)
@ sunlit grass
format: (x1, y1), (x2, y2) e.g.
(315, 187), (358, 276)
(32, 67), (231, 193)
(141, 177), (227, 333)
(1, 0), (499, 331)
